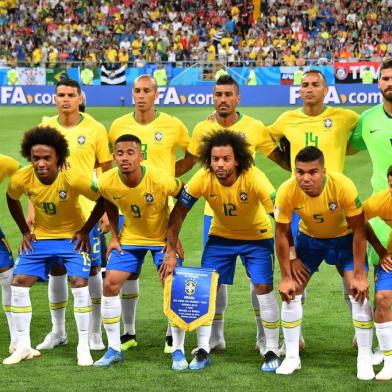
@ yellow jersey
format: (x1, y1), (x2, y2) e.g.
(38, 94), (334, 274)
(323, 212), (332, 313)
(41, 113), (111, 216)
(274, 172), (362, 238)
(267, 107), (359, 173)
(109, 111), (190, 177)
(7, 166), (100, 240)
(363, 190), (392, 250)
(183, 167), (275, 240)
(98, 166), (183, 246)
(188, 113), (277, 217)
(0, 154), (20, 183)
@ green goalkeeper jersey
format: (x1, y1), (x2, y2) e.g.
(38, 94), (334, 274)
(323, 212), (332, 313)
(349, 104), (392, 192)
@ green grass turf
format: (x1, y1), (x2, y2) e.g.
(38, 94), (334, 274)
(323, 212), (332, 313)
(0, 106), (388, 391)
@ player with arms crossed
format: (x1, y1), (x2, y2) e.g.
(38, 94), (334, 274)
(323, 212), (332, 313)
(36, 79), (112, 352)
(3, 126), (104, 366)
(163, 130), (281, 372)
(175, 74), (289, 355)
(274, 146), (373, 379)
(109, 74), (190, 352)
(94, 134), (183, 366)
(363, 165), (392, 381)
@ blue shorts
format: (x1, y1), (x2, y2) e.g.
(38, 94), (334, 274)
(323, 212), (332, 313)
(201, 235), (274, 285)
(0, 228), (13, 269)
(14, 239), (91, 281)
(89, 223), (101, 268)
(203, 215), (213, 247)
(118, 215), (125, 232)
(375, 265), (392, 292)
(107, 245), (183, 274)
(295, 232), (368, 274)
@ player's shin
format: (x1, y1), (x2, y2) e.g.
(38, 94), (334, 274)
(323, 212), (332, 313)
(49, 274), (68, 337)
(11, 286), (32, 349)
(120, 279), (139, 335)
(257, 290), (280, 355)
(281, 294), (302, 358)
(0, 268), (17, 347)
(88, 271), (103, 334)
(72, 286), (91, 349)
(197, 324), (212, 353)
(171, 323), (185, 353)
(102, 295), (121, 352)
(250, 282), (265, 349)
(210, 285), (227, 349)
(375, 321), (392, 380)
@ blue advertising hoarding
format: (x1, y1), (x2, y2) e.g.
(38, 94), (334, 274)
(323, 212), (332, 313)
(0, 84), (382, 107)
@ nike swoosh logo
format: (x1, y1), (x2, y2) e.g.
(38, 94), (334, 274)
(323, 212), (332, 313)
(27, 192), (37, 196)
(294, 207), (304, 210)
(113, 196), (125, 200)
(209, 194), (219, 197)
(370, 129), (380, 133)
(82, 268), (90, 272)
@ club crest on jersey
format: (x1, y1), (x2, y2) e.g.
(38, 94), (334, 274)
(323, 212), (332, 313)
(185, 278), (197, 296)
(59, 190), (67, 200)
(145, 193), (154, 203)
(324, 119), (333, 128)
(328, 200), (337, 211)
(77, 135), (86, 145)
(239, 191), (248, 201)
(154, 131), (163, 142)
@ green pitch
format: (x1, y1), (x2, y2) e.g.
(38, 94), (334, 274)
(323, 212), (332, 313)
(0, 106), (387, 391)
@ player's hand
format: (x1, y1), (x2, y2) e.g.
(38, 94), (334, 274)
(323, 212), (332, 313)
(99, 213), (111, 234)
(380, 252), (392, 272)
(71, 230), (90, 253)
(278, 277), (296, 302)
(176, 238), (184, 260)
(350, 274), (369, 304)
(159, 251), (177, 282)
(106, 237), (123, 260)
(290, 258), (310, 286)
(19, 232), (36, 255)
(26, 211), (35, 229)
(207, 111), (217, 122)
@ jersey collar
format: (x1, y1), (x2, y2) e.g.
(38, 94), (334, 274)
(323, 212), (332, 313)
(132, 111), (160, 125)
(383, 106), (392, 119)
(56, 114), (84, 128)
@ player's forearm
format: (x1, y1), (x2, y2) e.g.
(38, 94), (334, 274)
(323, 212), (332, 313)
(166, 203), (188, 253)
(175, 152), (196, 177)
(104, 199), (120, 238)
(366, 223), (386, 258)
(267, 148), (291, 171)
(352, 228), (367, 276)
(7, 194), (30, 235)
(82, 197), (105, 233)
(275, 225), (292, 279)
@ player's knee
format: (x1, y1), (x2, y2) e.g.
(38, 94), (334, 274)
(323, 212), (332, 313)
(103, 279), (121, 296)
(69, 277), (88, 288)
(50, 264), (67, 276)
(128, 273), (139, 281)
(375, 291), (392, 313)
(253, 283), (273, 295)
(89, 266), (101, 276)
(12, 274), (35, 287)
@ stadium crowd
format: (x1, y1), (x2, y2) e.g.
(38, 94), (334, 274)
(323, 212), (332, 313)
(0, 0), (391, 68)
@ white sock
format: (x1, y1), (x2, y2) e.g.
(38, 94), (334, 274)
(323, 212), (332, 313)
(250, 282), (264, 341)
(11, 286), (32, 349)
(197, 325), (212, 353)
(257, 291), (280, 355)
(72, 286), (91, 349)
(171, 325), (185, 353)
(121, 279), (139, 335)
(281, 294), (302, 358)
(342, 279), (353, 315)
(211, 285), (227, 344)
(102, 295), (121, 352)
(48, 274), (68, 337)
(88, 272), (102, 334)
(375, 321), (392, 364)
(0, 268), (17, 345)
(350, 296), (373, 360)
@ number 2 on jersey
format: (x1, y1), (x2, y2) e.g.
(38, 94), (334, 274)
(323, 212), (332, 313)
(223, 203), (237, 216)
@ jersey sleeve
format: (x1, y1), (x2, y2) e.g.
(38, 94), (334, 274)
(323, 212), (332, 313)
(362, 194), (378, 222)
(274, 181), (293, 224)
(187, 123), (203, 156)
(7, 170), (25, 200)
(0, 155), (20, 182)
(166, 176), (183, 198)
(178, 169), (205, 208)
(266, 114), (285, 142)
(348, 116), (367, 151)
(255, 121), (277, 157)
(345, 109), (360, 134)
(68, 169), (101, 201)
(253, 168), (275, 214)
(174, 118), (190, 151)
(340, 177), (363, 217)
(95, 123), (112, 164)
